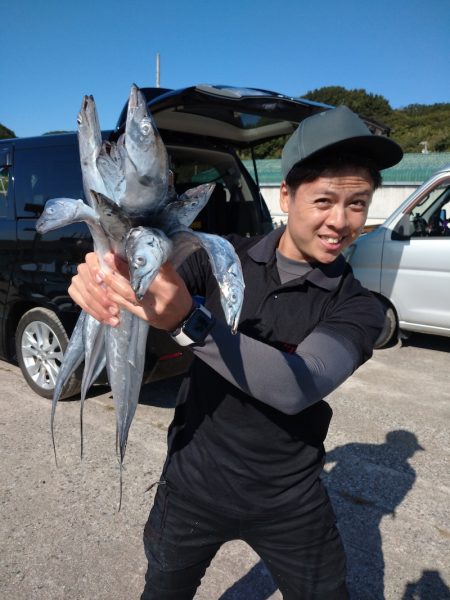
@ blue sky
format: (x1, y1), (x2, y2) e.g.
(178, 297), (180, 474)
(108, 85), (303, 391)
(2, 0), (449, 137)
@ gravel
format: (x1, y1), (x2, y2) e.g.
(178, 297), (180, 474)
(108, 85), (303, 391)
(1, 332), (449, 599)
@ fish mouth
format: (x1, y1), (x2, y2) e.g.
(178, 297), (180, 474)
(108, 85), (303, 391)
(128, 84), (139, 110)
(131, 270), (157, 301)
(226, 307), (241, 335)
(131, 274), (146, 301)
(36, 218), (61, 234)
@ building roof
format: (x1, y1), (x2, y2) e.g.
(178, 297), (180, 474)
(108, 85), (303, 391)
(381, 153), (450, 183)
(243, 153), (450, 186)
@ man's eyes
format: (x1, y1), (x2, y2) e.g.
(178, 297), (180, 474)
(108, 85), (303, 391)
(313, 198), (368, 209)
(350, 199), (368, 209)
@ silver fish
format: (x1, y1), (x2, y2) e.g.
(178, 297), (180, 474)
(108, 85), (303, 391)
(77, 96), (109, 208)
(36, 197), (101, 234)
(79, 317), (106, 458)
(96, 137), (127, 204)
(89, 190), (132, 254)
(48, 310), (87, 463)
(76, 97), (119, 438)
(37, 84), (245, 509)
(124, 183), (214, 301)
(125, 227), (173, 300)
(36, 197), (107, 456)
(163, 183), (215, 228)
(171, 228), (245, 333)
(104, 308), (149, 509)
(123, 84), (169, 216)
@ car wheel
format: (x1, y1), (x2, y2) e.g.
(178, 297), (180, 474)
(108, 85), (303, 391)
(15, 307), (81, 399)
(374, 303), (398, 349)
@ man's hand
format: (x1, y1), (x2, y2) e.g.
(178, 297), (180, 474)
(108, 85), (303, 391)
(68, 252), (193, 331)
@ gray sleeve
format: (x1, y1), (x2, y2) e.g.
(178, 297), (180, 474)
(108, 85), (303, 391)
(192, 320), (361, 415)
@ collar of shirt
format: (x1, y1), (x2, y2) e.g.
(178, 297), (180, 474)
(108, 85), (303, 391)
(247, 226), (346, 291)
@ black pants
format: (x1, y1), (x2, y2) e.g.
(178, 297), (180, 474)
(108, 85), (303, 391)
(140, 483), (348, 600)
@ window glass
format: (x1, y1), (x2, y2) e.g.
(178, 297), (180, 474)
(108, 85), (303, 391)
(168, 146), (260, 236)
(408, 184), (450, 238)
(14, 144), (84, 217)
(0, 166), (8, 197)
(0, 166), (9, 217)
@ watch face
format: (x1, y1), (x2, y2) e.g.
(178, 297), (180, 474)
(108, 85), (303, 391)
(184, 307), (215, 343)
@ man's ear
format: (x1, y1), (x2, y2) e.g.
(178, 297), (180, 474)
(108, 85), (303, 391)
(279, 181), (290, 214)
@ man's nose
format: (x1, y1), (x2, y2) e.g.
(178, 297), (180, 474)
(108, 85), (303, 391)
(326, 205), (348, 230)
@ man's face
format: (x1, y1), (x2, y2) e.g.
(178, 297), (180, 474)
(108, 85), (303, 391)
(278, 167), (374, 264)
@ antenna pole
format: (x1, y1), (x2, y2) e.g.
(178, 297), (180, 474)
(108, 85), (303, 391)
(156, 53), (160, 88)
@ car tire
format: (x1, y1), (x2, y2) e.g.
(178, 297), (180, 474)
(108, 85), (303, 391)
(374, 303), (398, 349)
(15, 307), (81, 399)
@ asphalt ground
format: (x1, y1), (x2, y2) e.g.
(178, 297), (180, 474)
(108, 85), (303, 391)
(1, 332), (449, 600)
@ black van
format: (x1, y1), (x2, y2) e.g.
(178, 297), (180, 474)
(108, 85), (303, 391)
(0, 84), (333, 398)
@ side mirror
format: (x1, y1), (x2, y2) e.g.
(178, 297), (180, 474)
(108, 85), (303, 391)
(391, 213), (414, 240)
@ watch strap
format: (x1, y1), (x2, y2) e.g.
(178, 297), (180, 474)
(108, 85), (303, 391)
(171, 302), (215, 346)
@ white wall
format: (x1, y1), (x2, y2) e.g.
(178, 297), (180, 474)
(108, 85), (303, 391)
(260, 184), (416, 227)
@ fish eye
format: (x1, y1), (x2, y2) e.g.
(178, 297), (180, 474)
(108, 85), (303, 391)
(135, 256), (146, 266)
(140, 118), (152, 136)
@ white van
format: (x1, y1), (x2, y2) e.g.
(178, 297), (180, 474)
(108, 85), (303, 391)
(346, 163), (450, 347)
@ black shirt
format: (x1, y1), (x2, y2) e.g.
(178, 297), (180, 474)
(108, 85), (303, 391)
(163, 227), (384, 516)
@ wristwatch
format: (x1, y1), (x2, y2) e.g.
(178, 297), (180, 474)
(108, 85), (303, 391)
(170, 302), (216, 346)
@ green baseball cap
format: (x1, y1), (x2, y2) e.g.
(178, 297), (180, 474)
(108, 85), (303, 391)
(281, 105), (403, 179)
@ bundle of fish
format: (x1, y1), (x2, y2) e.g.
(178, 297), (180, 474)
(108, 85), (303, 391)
(36, 84), (245, 508)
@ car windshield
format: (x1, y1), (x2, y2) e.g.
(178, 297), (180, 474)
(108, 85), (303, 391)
(407, 183), (450, 238)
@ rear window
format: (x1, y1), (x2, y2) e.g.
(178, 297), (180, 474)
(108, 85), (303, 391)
(14, 143), (85, 217)
(11, 139), (270, 236)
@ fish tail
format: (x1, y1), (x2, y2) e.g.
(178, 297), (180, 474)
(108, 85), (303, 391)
(80, 394), (85, 460)
(50, 390), (59, 467)
(51, 421), (58, 467)
(117, 461), (123, 512)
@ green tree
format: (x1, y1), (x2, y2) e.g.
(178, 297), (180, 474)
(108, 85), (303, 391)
(242, 87), (450, 157)
(385, 103), (450, 152)
(302, 86), (393, 119)
(0, 123), (16, 139)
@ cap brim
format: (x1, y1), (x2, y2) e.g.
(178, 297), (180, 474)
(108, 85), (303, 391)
(305, 135), (403, 171)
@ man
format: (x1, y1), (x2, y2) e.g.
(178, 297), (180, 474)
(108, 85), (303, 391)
(69, 106), (403, 599)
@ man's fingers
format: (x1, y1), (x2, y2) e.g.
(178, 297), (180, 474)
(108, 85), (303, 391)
(100, 267), (136, 303)
(69, 257), (121, 326)
(104, 252), (130, 278)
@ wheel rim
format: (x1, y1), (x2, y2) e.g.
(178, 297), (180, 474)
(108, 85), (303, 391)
(20, 320), (64, 391)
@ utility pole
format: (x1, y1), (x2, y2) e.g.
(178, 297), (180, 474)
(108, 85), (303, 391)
(156, 53), (160, 88)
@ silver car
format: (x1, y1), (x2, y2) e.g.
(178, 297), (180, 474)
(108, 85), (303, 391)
(346, 163), (450, 348)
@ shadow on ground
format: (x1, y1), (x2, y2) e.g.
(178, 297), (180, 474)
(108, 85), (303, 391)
(399, 332), (450, 353)
(218, 561), (277, 599)
(401, 570), (450, 599)
(217, 428), (450, 600)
